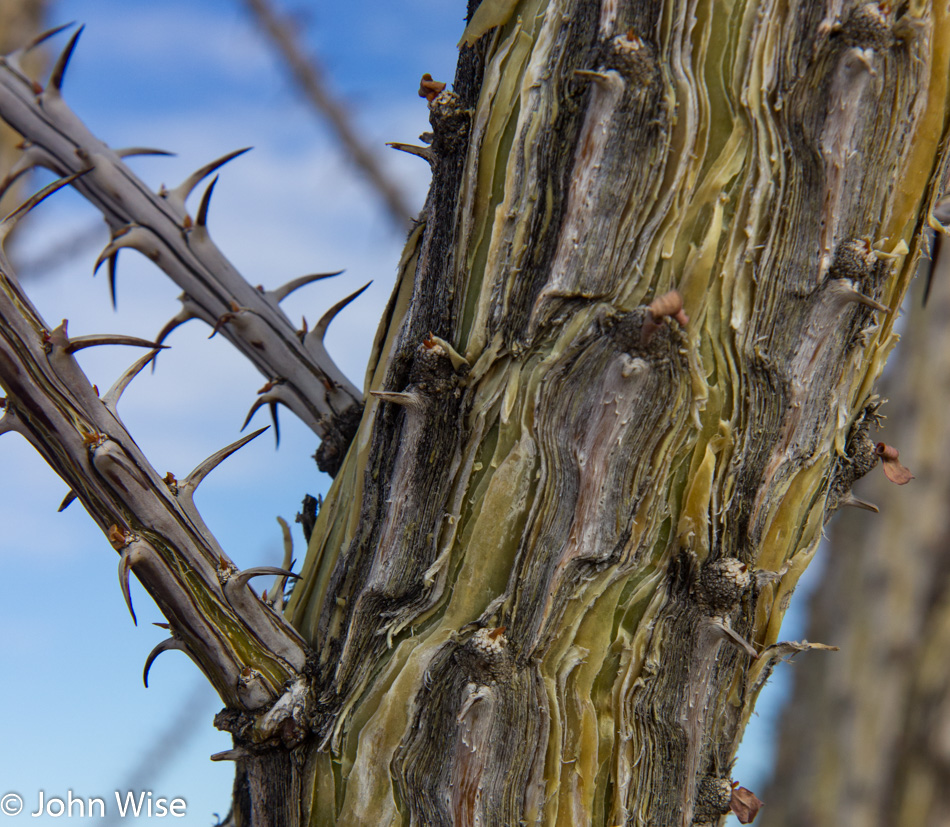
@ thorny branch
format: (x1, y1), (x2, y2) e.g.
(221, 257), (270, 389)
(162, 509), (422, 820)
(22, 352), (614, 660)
(0, 175), (309, 716)
(243, 0), (416, 228)
(0, 26), (365, 476)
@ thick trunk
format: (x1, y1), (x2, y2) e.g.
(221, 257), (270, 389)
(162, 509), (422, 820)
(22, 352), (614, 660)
(267, 2), (948, 825)
(762, 238), (950, 826)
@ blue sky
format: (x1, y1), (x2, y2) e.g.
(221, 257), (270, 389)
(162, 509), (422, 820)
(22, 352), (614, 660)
(0, 2), (805, 823)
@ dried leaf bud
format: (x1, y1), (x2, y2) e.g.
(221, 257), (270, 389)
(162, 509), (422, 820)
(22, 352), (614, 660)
(418, 74), (446, 102)
(648, 290), (689, 326)
(82, 430), (106, 448)
(875, 442), (914, 485)
(730, 784), (764, 824)
(107, 524), (132, 550)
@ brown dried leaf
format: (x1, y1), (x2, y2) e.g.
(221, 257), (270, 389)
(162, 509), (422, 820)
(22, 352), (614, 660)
(875, 442), (914, 485)
(107, 524), (130, 550)
(418, 73), (446, 102)
(881, 457), (915, 485)
(648, 289), (685, 321)
(730, 786), (763, 823)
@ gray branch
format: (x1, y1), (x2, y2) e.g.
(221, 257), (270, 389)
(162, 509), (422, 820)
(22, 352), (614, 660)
(0, 28), (364, 474)
(0, 176), (308, 714)
(243, 0), (416, 228)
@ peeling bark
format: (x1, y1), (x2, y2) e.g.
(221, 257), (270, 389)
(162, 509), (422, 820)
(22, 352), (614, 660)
(279, 1), (950, 824)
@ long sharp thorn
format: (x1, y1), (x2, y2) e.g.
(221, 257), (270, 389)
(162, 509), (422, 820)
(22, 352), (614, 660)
(278, 516), (293, 570)
(0, 171), (89, 242)
(65, 334), (166, 354)
(154, 305), (197, 350)
(232, 566), (301, 590)
(268, 271), (343, 304)
(840, 493), (880, 513)
(386, 142), (435, 164)
(143, 638), (186, 688)
(48, 25), (84, 92)
(270, 401), (280, 447)
(842, 287), (890, 314)
(93, 225), (155, 275)
(19, 22), (76, 55)
(102, 349), (161, 412)
(168, 147), (251, 204)
(574, 69), (614, 85)
(208, 307), (240, 339)
(92, 250), (109, 275)
(370, 390), (425, 410)
(210, 749), (247, 762)
(241, 396), (268, 432)
(310, 282), (371, 345)
(107, 252), (119, 309)
(708, 618), (758, 659)
(119, 551), (137, 626)
(150, 312), (192, 374)
(93, 227), (131, 275)
(181, 427), (268, 496)
(0, 162), (33, 204)
(57, 490), (77, 512)
(115, 147), (176, 159)
(273, 517), (294, 610)
(195, 175), (218, 228)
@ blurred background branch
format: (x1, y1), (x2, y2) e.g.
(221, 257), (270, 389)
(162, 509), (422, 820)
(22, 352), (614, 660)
(243, 0), (416, 229)
(763, 227), (950, 826)
(0, 0), (47, 235)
